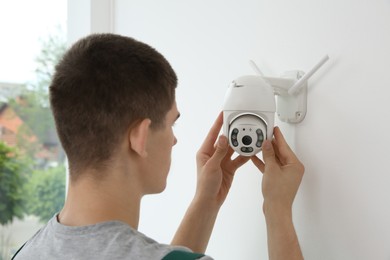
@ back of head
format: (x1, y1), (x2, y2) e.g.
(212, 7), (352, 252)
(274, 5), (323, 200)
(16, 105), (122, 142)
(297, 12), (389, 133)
(50, 33), (177, 179)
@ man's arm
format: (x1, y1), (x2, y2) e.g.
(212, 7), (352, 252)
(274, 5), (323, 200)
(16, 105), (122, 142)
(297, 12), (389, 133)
(170, 194), (219, 253)
(171, 113), (249, 253)
(252, 127), (304, 260)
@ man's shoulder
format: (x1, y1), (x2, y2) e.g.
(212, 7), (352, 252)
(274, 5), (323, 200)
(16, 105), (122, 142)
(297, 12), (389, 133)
(13, 216), (202, 260)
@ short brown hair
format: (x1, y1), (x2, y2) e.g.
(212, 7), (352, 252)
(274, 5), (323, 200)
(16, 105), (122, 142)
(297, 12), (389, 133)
(50, 34), (177, 176)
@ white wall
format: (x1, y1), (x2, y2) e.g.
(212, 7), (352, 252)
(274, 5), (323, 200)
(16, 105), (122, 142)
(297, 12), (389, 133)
(71, 0), (390, 259)
(114, 1), (269, 259)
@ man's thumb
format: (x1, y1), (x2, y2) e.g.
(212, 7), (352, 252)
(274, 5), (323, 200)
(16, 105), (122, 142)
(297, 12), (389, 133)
(261, 139), (276, 165)
(211, 135), (229, 162)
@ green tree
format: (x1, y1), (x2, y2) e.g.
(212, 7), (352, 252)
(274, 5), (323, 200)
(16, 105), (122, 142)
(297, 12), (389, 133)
(0, 142), (26, 225)
(0, 28), (67, 259)
(1, 29), (67, 224)
(9, 28), (66, 161)
(23, 165), (66, 223)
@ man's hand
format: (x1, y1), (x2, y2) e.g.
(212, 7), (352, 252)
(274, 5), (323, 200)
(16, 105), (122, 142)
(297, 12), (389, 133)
(251, 126), (304, 260)
(171, 113), (249, 253)
(195, 112), (249, 208)
(251, 126), (304, 214)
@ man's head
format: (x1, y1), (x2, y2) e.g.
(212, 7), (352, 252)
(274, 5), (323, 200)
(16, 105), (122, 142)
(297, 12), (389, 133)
(50, 34), (177, 178)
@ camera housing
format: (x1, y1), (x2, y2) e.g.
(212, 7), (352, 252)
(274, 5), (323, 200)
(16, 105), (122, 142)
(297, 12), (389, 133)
(223, 75), (276, 156)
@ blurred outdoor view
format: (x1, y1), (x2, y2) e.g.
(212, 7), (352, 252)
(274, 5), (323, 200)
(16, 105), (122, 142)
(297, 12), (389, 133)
(0, 1), (67, 259)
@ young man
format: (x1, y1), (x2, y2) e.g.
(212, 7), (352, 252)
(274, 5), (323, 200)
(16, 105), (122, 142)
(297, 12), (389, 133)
(13, 34), (304, 260)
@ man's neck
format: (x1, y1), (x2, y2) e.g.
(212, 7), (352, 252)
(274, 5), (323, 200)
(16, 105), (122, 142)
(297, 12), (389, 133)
(58, 171), (142, 230)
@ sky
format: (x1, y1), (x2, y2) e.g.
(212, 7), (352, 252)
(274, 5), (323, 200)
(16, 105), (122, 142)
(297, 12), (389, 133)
(0, 0), (67, 84)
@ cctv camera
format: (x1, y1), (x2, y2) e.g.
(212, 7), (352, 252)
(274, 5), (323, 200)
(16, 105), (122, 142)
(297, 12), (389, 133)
(223, 75), (276, 156)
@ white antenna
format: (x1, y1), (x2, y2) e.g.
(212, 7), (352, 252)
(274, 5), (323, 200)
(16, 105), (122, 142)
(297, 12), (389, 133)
(288, 55), (329, 95)
(249, 60), (264, 76)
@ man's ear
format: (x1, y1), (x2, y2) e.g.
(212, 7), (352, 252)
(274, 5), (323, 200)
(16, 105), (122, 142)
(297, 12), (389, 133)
(128, 119), (151, 158)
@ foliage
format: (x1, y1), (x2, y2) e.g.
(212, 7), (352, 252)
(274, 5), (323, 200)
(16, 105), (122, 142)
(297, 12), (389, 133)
(35, 30), (67, 95)
(0, 29), (67, 226)
(0, 25), (67, 260)
(15, 28), (67, 223)
(9, 29), (66, 158)
(0, 142), (26, 225)
(23, 165), (66, 223)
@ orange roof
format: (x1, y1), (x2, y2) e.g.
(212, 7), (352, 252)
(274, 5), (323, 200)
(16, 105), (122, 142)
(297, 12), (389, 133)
(0, 104), (37, 146)
(0, 105), (23, 133)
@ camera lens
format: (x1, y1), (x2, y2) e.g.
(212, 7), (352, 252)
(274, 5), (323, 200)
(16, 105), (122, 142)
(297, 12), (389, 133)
(242, 135), (252, 145)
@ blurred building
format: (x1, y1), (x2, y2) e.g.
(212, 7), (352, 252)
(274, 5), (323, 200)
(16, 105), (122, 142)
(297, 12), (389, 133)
(0, 81), (63, 168)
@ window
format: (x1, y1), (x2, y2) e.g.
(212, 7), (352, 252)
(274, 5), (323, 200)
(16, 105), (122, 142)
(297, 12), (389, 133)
(0, 1), (67, 259)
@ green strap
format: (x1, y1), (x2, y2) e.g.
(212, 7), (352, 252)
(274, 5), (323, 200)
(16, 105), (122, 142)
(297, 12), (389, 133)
(162, 250), (205, 260)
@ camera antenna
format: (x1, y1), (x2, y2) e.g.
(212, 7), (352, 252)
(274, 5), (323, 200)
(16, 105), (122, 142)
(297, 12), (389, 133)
(247, 55), (329, 123)
(249, 60), (264, 76)
(288, 55), (329, 95)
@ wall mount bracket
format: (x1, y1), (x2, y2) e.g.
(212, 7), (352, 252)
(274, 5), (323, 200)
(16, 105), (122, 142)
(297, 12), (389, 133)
(250, 55), (329, 123)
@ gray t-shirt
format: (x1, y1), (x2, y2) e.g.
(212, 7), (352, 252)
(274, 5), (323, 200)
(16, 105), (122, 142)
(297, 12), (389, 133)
(14, 215), (213, 260)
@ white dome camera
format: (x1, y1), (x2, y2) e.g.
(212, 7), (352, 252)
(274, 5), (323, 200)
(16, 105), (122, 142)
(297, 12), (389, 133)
(223, 75), (276, 156)
(222, 56), (329, 156)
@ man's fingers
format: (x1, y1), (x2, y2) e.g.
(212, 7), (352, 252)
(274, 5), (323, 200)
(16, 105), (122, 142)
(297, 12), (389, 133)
(273, 127), (299, 165)
(261, 139), (277, 168)
(251, 156), (265, 173)
(199, 112), (223, 156)
(231, 155), (250, 171)
(209, 135), (229, 165)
